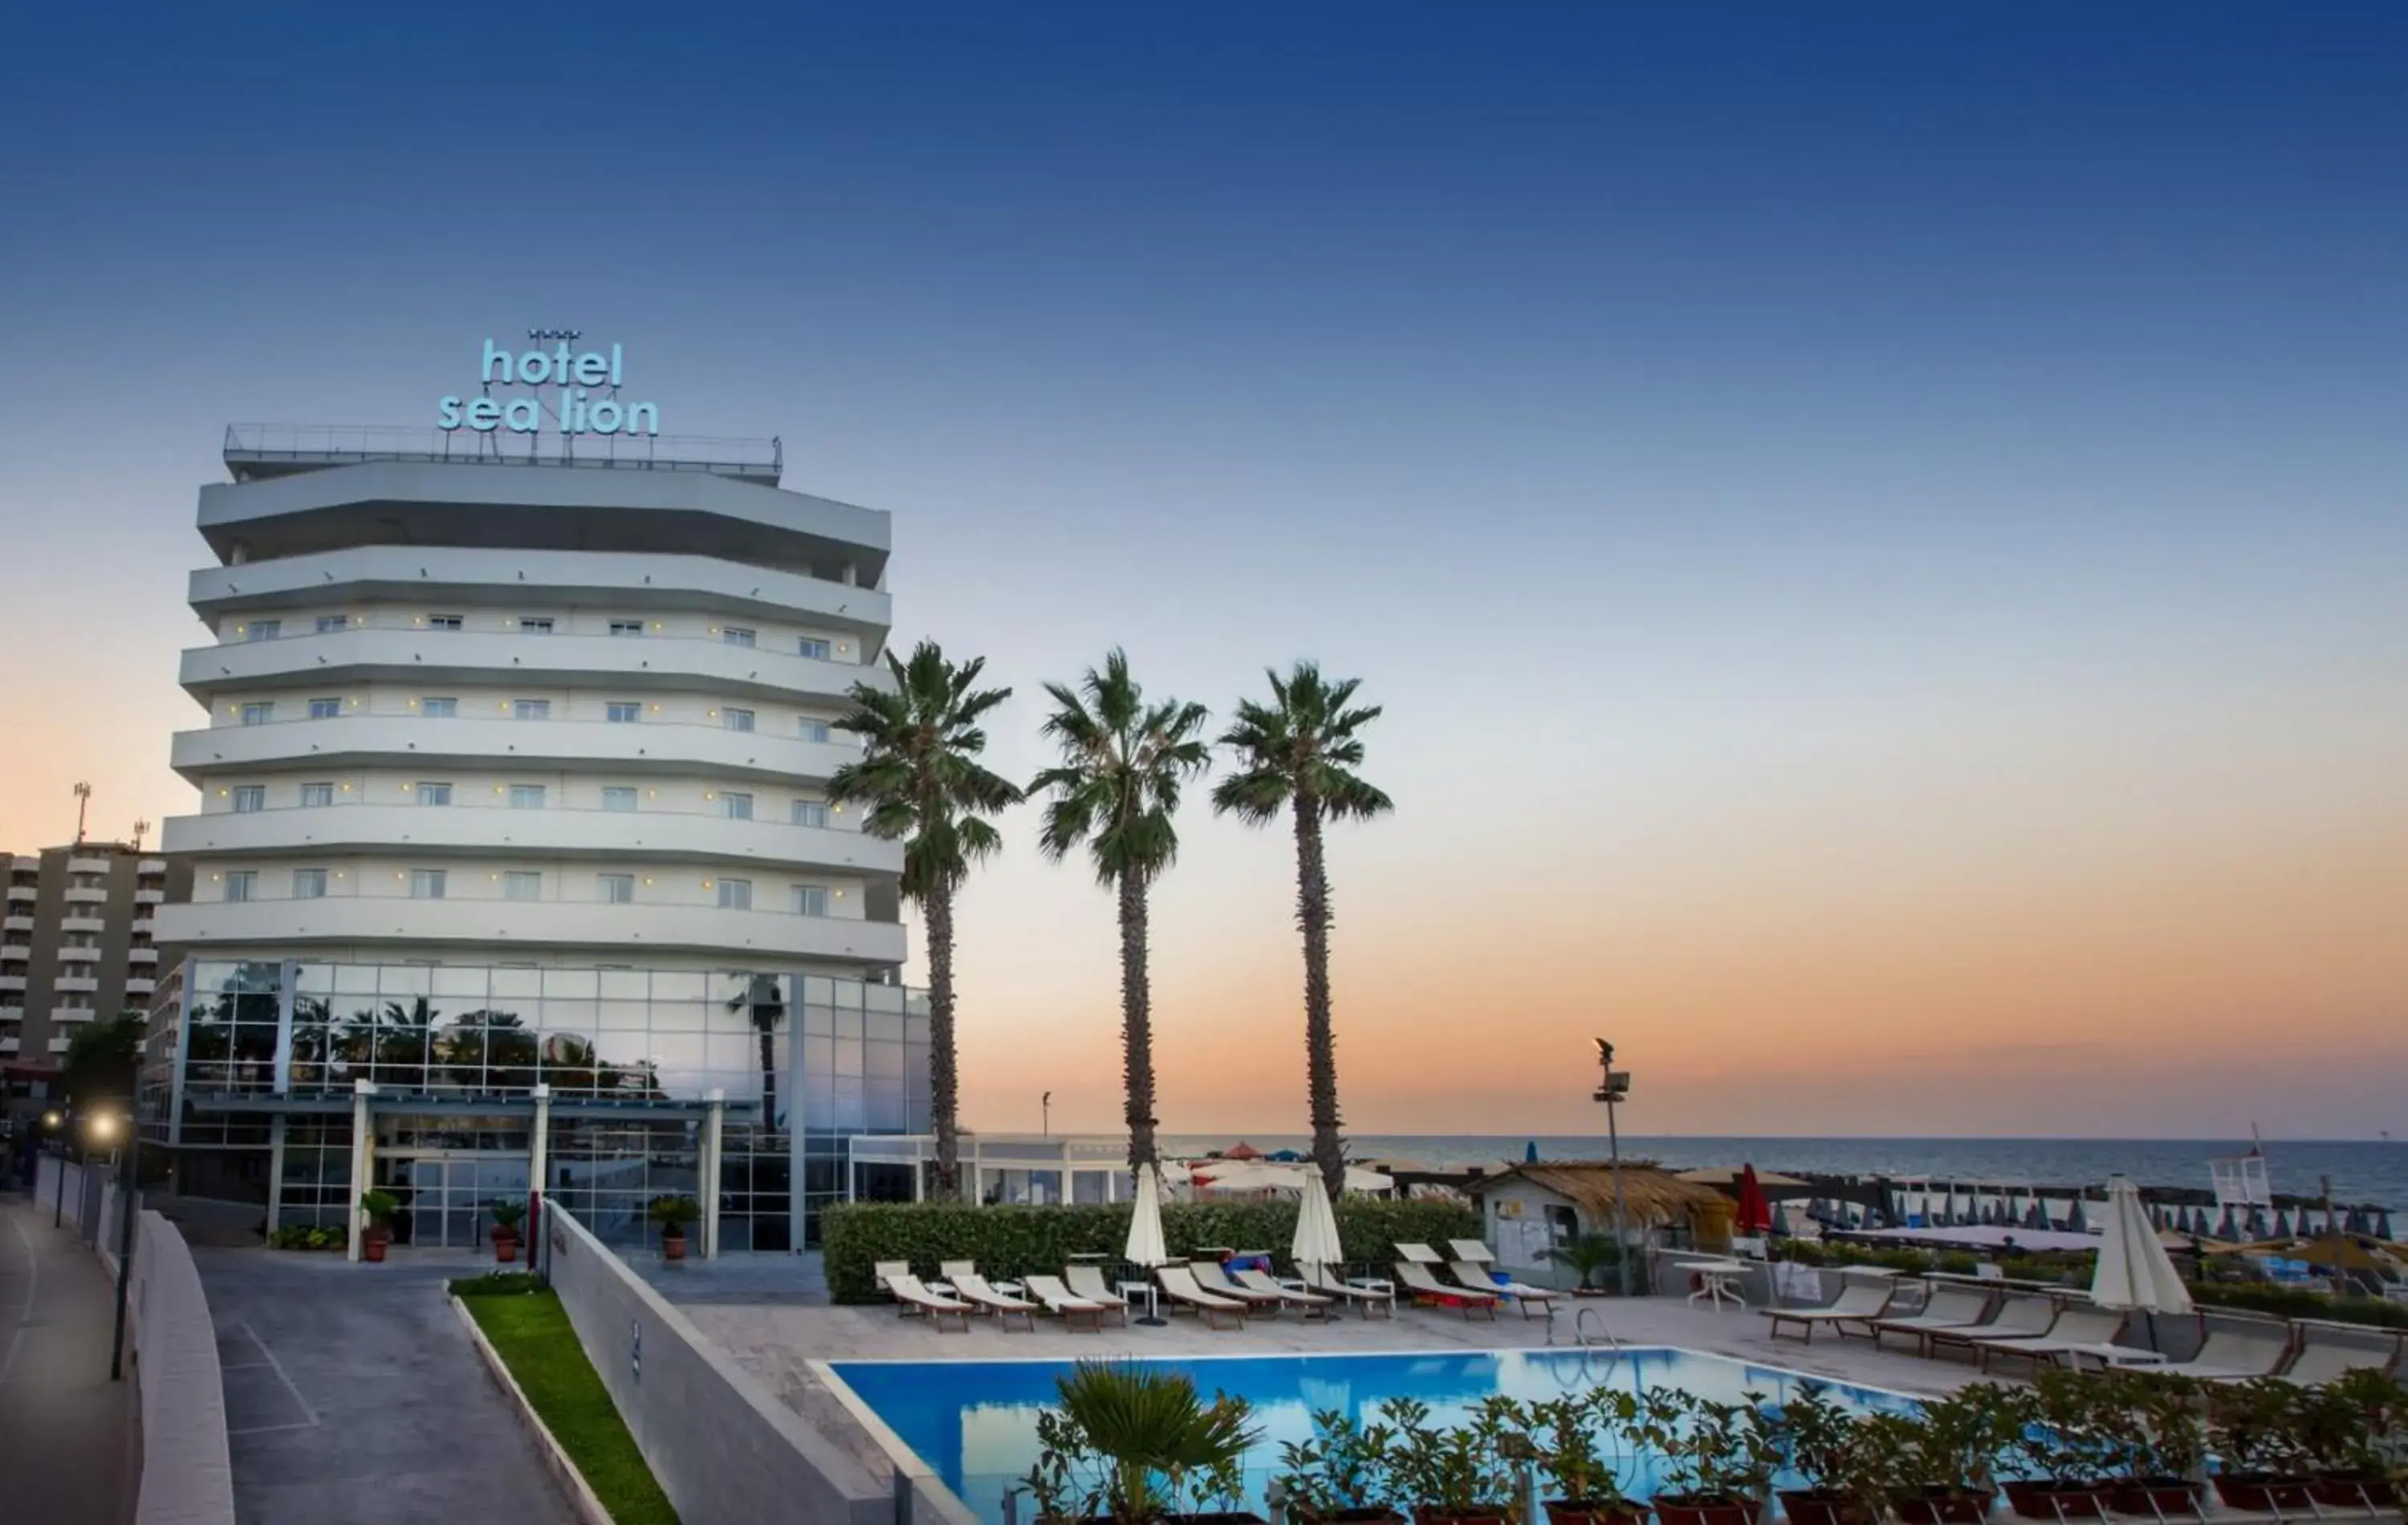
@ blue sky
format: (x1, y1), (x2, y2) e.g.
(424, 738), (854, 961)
(2, 4), (2402, 1136)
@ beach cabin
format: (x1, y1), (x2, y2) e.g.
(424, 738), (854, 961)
(1467, 1163), (1729, 1289)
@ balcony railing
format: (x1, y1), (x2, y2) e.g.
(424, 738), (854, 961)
(224, 424), (783, 485)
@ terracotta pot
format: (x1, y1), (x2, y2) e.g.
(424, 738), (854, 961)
(2104, 1478), (2201, 1517)
(662, 1229), (687, 1262)
(1889, 1487), (1995, 1525)
(1650, 1495), (1755, 1525)
(2210, 1474), (2313, 1513)
(1779, 1488), (1872, 1525)
(1291, 1510), (1404, 1525)
(2002, 1481), (2108, 1520)
(362, 1233), (388, 1263)
(2308, 1471), (2398, 1509)
(493, 1234), (519, 1264)
(1546, 1501), (1649, 1525)
(1411, 1507), (1512, 1525)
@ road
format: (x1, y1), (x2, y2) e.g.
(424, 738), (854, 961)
(0, 1189), (136, 1525)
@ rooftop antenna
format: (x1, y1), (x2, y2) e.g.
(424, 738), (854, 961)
(132, 819), (151, 852)
(72, 781), (92, 845)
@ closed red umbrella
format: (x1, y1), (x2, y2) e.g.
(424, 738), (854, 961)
(1735, 1163), (1774, 1234)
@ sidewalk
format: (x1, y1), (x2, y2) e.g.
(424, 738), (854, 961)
(0, 1188), (136, 1525)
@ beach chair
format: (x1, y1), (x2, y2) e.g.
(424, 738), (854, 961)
(1190, 1259), (1287, 1315)
(938, 1259), (978, 1284)
(1155, 1264), (1248, 1330)
(2064, 1320), (2293, 1380)
(1762, 1279), (1898, 1344)
(1869, 1283), (1997, 1353)
(1446, 1259), (1556, 1320)
(1928, 1293), (2056, 1360)
(1449, 1239), (1498, 1263)
(1395, 1242), (1446, 1264)
(872, 1259), (911, 1298)
(1297, 1262), (1396, 1317)
(1063, 1264), (1133, 1314)
(2279, 1324), (2403, 1385)
(1971, 1304), (2127, 1374)
(886, 1273), (974, 1332)
(951, 1273), (1041, 1331)
(1393, 1259), (1499, 1319)
(1231, 1266), (1333, 1320)
(1023, 1274), (1115, 1332)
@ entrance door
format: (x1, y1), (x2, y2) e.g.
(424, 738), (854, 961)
(387, 1155), (530, 1248)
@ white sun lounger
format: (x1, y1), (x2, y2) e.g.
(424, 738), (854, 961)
(1449, 1239), (1497, 1263)
(1395, 1242), (1446, 1265)
(1063, 1265), (1133, 1311)
(1297, 1262), (1395, 1316)
(2280, 1325), (2402, 1385)
(1446, 1261), (1555, 1319)
(1394, 1259), (1498, 1318)
(1190, 1259), (1286, 1313)
(1869, 1284), (1996, 1352)
(1233, 1267), (1332, 1320)
(887, 1273), (974, 1332)
(1022, 1274), (1114, 1332)
(952, 1273), (1040, 1331)
(1155, 1264), (1248, 1329)
(938, 1259), (979, 1283)
(1929, 1293), (2057, 1358)
(872, 1259), (912, 1296)
(1763, 1279), (1898, 1344)
(2064, 1320), (2293, 1380)
(1972, 1304), (2127, 1373)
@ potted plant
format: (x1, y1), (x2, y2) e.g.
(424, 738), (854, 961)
(1544, 1235), (1628, 1297)
(1378, 1397), (1523, 1525)
(648, 1194), (699, 1261)
(2000, 1370), (2112, 1519)
(2205, 1377), (2314, 1513)
(1630, 1389), (1776, 1525)
(488, 1198), (527, 1263)
(2091, 1371), (2207, 1517)
(1024, 1360), (1263, 1524)
(2298, 1368), (2406, 1508)
(1865, 1385), (2012, 1525)
(357, 1189), (399, 1263)
(1273, 1409), (1402, 1525)
(1531, 1389), (1642, 1525)
(1769, 1386), (1888, 1525)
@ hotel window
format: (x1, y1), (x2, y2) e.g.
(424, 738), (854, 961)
(597, 873), (634, 905)
(799, 718), (832, 744)
(503, 872), (542, 902)
(722, 626), (756, 648)
(240, 702), (275, 726)
(417, 783), (453, 807)
(798, 636), (832, 661)
(309, 697), (342, 720)
(605, 702), (641, 724)
(509, 785), (546, 810)
(300, 782), (335, 807)
(601, 787), (637, 812)
(608, 620), (645, 637)
(421, 697), (457, 718)
(409, 869), (447, 901)
(723, 708), (755, 733)
(315, 614), (350, 633)
(791, 800), (828, 828)
(292, 869), (328, 900)
(223, 872), (258, 904)
(717, 878), (752, 910)
(514, 699), (551, 721)
(518, 616), (555, 634)
(232, 785), (266, 814)
(793, 885), (829, 917)
(722, 792), (754, 821)
(427, 613), (463, 632)
(246, 620), (281, 642)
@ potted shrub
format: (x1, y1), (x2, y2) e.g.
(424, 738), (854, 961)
(1273, 1409), (1402, 1525)
(1544, 1234), (1629, 1297)
(1023, 1360), (1263, 1524)
(358, 1189), (399, 1263)
(1769, 1386), (1889, 1525)
(2204, 1378), (2314, 1513)
(2298, 1367), (2406, 1508)
(1379, 1397), (1524, 1525)
(488, 1198), (527, 1263)
(1533, 1389), (1644, 1525)
(1629, 1389), (1776, 1525)
(2090, 1371), (2207, 1517)
(2000, 1370), (2112, 1519)
(1865, 1386), (2013, 1525)
(648, 1194), (699, 1261)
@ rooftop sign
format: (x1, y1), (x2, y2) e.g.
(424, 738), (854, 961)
(437, 334), (660, 437)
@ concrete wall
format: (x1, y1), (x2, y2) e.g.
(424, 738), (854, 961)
(543, 1202), (972, 1525)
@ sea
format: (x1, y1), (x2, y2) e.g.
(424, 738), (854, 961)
(1157, 1134), (2408, 1210)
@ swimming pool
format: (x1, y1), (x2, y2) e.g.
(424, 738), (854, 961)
(826, 1348), (1922, 1523)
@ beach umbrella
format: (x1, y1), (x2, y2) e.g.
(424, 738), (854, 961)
(2066, 1198), (2089, 1234)
(2093, 1176), (2193, 1352)
(1292, 1170), (1344, 1270)
(2377, 1209), (2394, 1242)
(1735, 1165), (1774, 1235)
(1525, 1140), (1540, 1164)
(2272, 1209), (2292, 1238)
(2216, 1206), (2239, 1240)
(1126, 1163), (1169, 1263)
(2024, 1198), (2049, 1230)
(1224, 1140), (1262, 1161)
(2344, 1207), (2369, 1236)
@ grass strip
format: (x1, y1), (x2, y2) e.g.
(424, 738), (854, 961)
(462, 1287), (682, 1525)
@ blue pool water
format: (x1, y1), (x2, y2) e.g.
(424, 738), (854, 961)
(828, 1348), (1922, 1523)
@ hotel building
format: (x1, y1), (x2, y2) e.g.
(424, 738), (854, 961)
(147, 421), (930, 1253)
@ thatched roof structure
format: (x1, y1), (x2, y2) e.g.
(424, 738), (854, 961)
(1472, 1162), (1729, 1229)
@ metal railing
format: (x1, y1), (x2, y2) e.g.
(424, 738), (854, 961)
(223, 423), (783, 481)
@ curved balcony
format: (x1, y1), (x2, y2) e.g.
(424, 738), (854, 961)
(181, 626), (877, 707)
(188, 545), (890, 635)
(159, 802), (901, 876)
(172, 714), (862, 787)
(153, 896), (906, 966)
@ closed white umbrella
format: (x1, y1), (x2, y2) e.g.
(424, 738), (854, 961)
(1125, 1162), (1171, 1326)
(1292, 1171), (1344, 1268)
(2093, 1175), (2193, 1349)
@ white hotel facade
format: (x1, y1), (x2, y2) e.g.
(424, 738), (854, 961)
(147, 421), (932, 1254)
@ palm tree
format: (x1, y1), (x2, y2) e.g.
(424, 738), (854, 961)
(828, 639), (1022, 1198)
(1030, 650), (1211, 1170)
(724, 974), (787, 1131)
(1211, 662), (1393, 1201)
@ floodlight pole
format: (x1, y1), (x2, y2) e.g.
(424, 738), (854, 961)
(1593, 1039), (1633, 1297)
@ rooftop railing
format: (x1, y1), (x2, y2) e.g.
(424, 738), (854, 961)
(223, 424), (783, 484)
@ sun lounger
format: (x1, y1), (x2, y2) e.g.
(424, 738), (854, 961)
(1156, 1264), (1248, 1330)
(1190, 1259), (1287, 1314)
(1023, 1274), (1115, 1332)
(1394, 1259), (1499, 1319)
(2279, 1325), (2402, 1385)
(1869, 1284), (1997, 1352)
(1063, 1265), (1133, 1312)
(2064, 1320), (2293, 1380)
(1446, 1260), (1556, 1320)
(872, 1259), (912, 1296)
(1297, 1262), (1395, 1316)
(1972, 1305), (2128, 1374)
(938, 1259), (978, 1283)
(1763, 1279), (1898, 1344)
(1395, 1242), (1446, 1264)
(1928, 1293), (2057, 1360)
(1234, 1267), (1333, 1319)
(886, 1272), (974, 1332)
(1449, 1239), (1498, 1263)
(951, 1273), (1041, 1331)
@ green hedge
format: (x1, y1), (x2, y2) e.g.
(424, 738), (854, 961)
(821, 1198), (1483, 1304)
(2191, 1280), (2408, 1329)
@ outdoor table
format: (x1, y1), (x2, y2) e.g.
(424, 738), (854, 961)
(1681, 1259), (1751, 1311)
(1118, 1279), (1164, 1326)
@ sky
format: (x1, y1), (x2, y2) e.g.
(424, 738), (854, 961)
(1, 5), (2402, 1141)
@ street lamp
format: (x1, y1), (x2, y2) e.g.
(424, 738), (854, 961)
(1592, 1039), (1634, 1296)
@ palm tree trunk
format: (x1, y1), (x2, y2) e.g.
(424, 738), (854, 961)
(1118, 865), (1159, 1169)
(1292, 799), (1345, 1200)
(926, 880), (962, 1198)
(757, 1023), (779, 1135)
